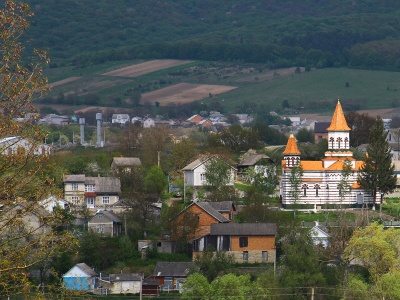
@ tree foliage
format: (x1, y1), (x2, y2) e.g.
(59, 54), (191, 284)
(345, 111), (375, 147)
(358, 116), (396, 206)
(0, 1), (77, 297)
(182, 273), (271, 300)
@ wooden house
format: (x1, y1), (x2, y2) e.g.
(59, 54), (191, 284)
(192, 223), (277, 263)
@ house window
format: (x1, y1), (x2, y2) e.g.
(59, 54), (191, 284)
(102, 196), (110, 204)
(262, 251), (268, 262)
(71, 183), (78, 191)
(97, 224), (104, 233)
(98, 213), (103, 219)
(71, 196), (78, 205)
(239, 236), (248, 247)
(243, 251), (249, 261)
(200, 174), (206, 182)
(85, 184), (95, 192)
(86, 197), (95, 208)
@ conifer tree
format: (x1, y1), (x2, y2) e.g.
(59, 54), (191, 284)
(358, 116), (396, 208)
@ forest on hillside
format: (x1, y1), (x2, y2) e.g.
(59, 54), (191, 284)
(19, 0), (400, 70)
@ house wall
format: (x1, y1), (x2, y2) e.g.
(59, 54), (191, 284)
(230, 249), (276, 263)
(230, 235), (275, 251)
(174, 205), (222, 239)
(63, 277), (95, 291)
(110, 281), (140, 294)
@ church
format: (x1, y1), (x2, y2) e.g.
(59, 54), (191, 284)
(280, 101), (374, 208)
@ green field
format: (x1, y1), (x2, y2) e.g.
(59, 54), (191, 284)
(43, 61), (400, 113)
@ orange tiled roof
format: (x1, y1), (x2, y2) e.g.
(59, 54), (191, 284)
(282, 159), (364, 171)
(300, 161), (323, 170)
(351, 182), (362, 189)
(282, 134), (301, 155)
(326, 100), (351, 131)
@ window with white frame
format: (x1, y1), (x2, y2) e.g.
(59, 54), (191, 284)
(71, 196), (78, 205)
(86, 197), (95, 207)
(85, 184), (95, 192)
(102, 196), (110, 204)
(71, 183), (79, 191)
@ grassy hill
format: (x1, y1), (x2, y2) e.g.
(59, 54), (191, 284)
(42, 60), (400, 115)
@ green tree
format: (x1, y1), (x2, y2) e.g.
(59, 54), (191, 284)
(358, 116), (396, 209)
(345, 111), (375, 148)
(204, 157), (232, 191)
(338, 159), (352, 207)
(288, 165), (303, 217)
(296, 128), (314, 143)
(195, 249), (234, 282)
(144, 165), (168, 199)
(344, 223), (400, 283)
(279, 229), (325, 299)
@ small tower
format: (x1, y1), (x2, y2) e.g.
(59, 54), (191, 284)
(283, 134), (301, 167)
(79, 118), (85, 145)
(96, 113), (103, 147)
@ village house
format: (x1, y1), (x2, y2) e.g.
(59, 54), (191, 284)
(171, 201), (235, 241)
(237, 153), (274, 181)
(111, 157), (142, 174)
(63, 263), (97, 291)
(111, 114), (131, 124)
(147, 262), (198, 291)
(143, 118), (155, 128)
(0, 136), (52, 156)
(187, 114), (202, 124)
(280, 100), (374, 208)
(38, 114), (70, 125)
(107, 273), (142, 294)
(182, 155), (236, 189)
(192, 223), (277, 264)
(87, 210), (123, 237)
(63, 174), (121, 210)
(313, 121), (331, 143)
(310, 221), (330, 248)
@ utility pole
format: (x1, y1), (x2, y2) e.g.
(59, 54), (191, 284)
(157, 151), (161, 167)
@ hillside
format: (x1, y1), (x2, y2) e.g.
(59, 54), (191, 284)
(20, 0), (400, 71)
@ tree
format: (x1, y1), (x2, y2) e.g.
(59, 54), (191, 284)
(144, 165), (168, 199)
(358, 116), (396, 208)
(296, 128), (314, 143)
(195, 249), (234, 282)
(345, 111), (375, 147)
(182, 273), (271, 300)
(344, 223), (400, 283)
(207, 124), (262, 154)
(0, 1), (77, 297)
(204, 157), (232, 191)
(279, 229), (325, 299)
(338, 159), (352, 207)
(288, 165), (303, 217)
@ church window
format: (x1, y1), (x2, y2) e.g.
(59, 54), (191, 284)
(315, 184), (321, 197)
(329, 137), (334, 148)
(337, 137), (343, 148)
(302, 184), (308, 196)
(345, 137), (349, 148)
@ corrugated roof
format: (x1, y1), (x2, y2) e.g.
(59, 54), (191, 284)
(282, 134), (301, 155)
(196, 202), (230, 223)
(239, 154), (273, 167)
(92, 210), (122, 223)
(326, 100), (351, 131)
(208, 201), (235, 212)
(76, 263), (98, 277)
(210, 223), (277, 236)
(153, 262), (198, 277)
(314, 122), (331, 133)
(109, 273), (142, 282)
(112, 157), (142, 167)
(63, 174), (85, 182)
